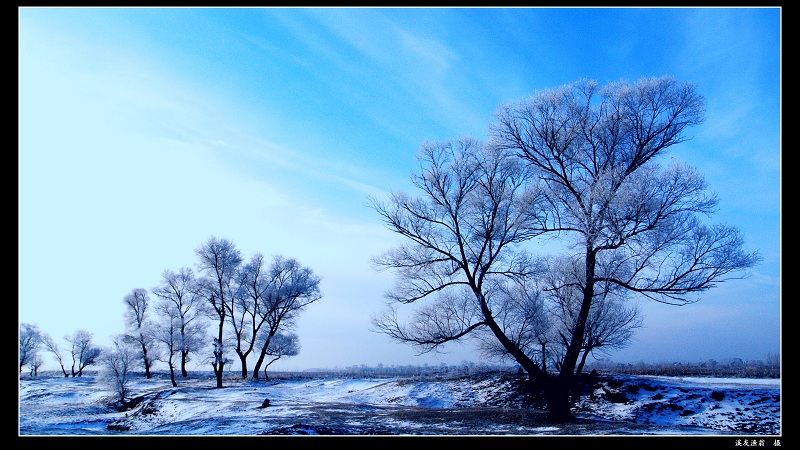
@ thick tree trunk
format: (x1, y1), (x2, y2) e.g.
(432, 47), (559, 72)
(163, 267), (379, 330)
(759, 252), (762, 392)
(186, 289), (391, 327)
(181, 350), (189, 378)
(542, 377), (576, 422)
(213, 362), (224, 388)
(237, 351), (248, 379)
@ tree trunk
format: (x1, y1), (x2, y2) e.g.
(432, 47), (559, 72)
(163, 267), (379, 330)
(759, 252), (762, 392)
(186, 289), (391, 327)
(545, 248), (597, 421)
(237, 351), (248, 379)
(576, 346), (592, 376)
(181, 349), (189, 378)
(214, 316), (225, 388)
(252, 348), (267, 380)
(213, 361), (224, 388)
(168, 357), (177, 387)
(251, 332), (275, 380)
(540, 342), (547, 374)
(140, 337), (152, 379)
(542, 376), (577, 422)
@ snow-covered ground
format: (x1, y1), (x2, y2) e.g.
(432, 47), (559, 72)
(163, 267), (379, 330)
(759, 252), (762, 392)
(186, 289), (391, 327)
(18, 370), (780, 436)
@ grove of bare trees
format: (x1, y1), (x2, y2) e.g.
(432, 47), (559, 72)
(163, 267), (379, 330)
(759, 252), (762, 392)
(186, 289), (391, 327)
(371, 76), (761, 422)
(187, 237), (322, 388)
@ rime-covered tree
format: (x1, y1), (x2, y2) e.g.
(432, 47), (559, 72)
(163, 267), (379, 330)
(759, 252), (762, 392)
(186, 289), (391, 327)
(195, 236), (242, 388)
(490, 76), (761, 420)
(122, 288), (157, 378)
(66, 329), (101, 377)
(41, 333), (70, 377)
(151, 267), (207, 377)
(251, 256), (321, 379)
(28, 354), (45, 377)
(228, 253), (271, 379)
(99, 335), (137, 405)
(19, 323), (41, 375)
(372, 76), (760, 423)
(153, 301), (182, 387)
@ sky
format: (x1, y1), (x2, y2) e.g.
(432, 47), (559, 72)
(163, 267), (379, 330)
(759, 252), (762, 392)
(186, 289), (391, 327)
(18, 7), (781, 372)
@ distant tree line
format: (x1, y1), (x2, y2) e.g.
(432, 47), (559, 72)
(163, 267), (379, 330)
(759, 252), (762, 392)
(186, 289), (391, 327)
(293, 361), (517, 379)
(587, 354), (780, 378)
(19, 236), (322, 405)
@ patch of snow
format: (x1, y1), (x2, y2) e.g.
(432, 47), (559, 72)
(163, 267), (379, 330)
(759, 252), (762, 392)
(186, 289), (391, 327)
(19, 371), (780, 436)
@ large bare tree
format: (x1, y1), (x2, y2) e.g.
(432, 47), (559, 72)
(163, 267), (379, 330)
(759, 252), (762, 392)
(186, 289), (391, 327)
(490, 76), (761, 420)
(195, 236), (242, 388)
(151, 267), (207, 378)
(122, 288), (157, 378)
(372, 76), (760, 422)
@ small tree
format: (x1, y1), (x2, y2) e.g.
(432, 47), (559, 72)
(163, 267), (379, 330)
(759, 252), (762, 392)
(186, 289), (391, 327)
(195, 237), (243, 388)
(123, 288), (157, 378)
(41, 333), (70, 377)
(100, 335), (137, 405)
(153, 302), (181, 387)
(66, 329), (101, 377)
(151, 267), (207, 378)
(251, 256), (321, 380)
(228, 253), (267, 379)
(28, 354), (45, 377)
(19, 323), (41, 374)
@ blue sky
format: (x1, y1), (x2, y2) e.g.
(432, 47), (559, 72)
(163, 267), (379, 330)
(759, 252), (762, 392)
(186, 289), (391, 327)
(19, 7), (781, 371)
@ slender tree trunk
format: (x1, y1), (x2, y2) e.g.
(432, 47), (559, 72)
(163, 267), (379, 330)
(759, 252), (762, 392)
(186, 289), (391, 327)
(168, 355), (177, 387)
(540, 342), (547, 374)
(180, 322), (189, 378)
(251, 332), (275, 380)
(214, 318), (225, 389)
(576, 345), (593, 376)
(140, 336), (152, 379)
